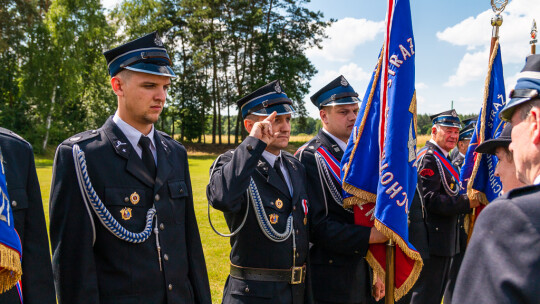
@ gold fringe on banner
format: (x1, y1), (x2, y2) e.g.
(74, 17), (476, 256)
(342, 183), (377, 208)
(366, 220), (423, 301)
(0, 244), (22, 293)
(466, 39), (499, 239)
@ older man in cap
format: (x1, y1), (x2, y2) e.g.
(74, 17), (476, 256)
(49, 32), (211, 304)
(453, 54), (540, 304)
(295, 75), (386, 304)
(408, 110), (479, 304)
(207, 80), (311, 303)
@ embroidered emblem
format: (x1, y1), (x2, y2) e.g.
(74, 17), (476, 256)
(340, 76), (348, 86)
(120, 207), (132, 220)
(269, 213), (279, 224)
(420, 168), (434, 177)
(115, 140), (127, 149)
(450, 183), (455, 190)
(154, 33), (163, 46)
(451, 110), (458, 117)
(274, 82), (282, 93)
(275, 198), (283, 209)
(130, 192), (140, 205)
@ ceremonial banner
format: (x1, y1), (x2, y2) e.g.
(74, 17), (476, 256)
(0, 148), (22, 294)
(460, 40), (505, 234)
(340, 0), (422, 299)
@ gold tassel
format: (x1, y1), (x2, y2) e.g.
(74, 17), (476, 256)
(0, 244), (22, 293)
(342, 182), (377, 208)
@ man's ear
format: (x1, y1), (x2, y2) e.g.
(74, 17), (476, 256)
(111, 76), (124, 97)
(431, 126), (437, 136)
(320, 109), (329, 125)
(244, 119), (254, 133)
(530, 107), (540, 145)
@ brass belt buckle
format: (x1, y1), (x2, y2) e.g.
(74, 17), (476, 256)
(290, 266), (303, 284)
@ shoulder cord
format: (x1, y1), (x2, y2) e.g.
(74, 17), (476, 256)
(314, 152), (353, 214)
(72, 144), (156, 244)
(207, 154), (250, 237)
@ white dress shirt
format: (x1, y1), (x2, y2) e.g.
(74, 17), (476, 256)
(262, 150), (293, 196)
(429, 139), (449, 158)
(113, 113), (157, 165)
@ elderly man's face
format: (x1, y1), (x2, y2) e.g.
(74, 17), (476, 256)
(432, 125), (459, 152)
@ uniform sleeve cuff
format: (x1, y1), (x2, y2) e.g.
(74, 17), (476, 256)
(242, 136), (267, 153)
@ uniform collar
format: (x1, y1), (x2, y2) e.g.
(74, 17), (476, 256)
(429, 139), (449, 158)
(113, 112), (156, 150)
(262, 150), (282, 167)
(322, 127), (347, 152)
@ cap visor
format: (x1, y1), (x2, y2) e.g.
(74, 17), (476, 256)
(322, 96), (361, 107)
(125, 63), (176, 78)
(249, 103), (296, 116)
(436, 122), (462, 129)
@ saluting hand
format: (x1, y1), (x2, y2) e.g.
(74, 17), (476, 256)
(249, 111), (277, 145)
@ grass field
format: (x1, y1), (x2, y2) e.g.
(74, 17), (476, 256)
(34, 134), (431, 303)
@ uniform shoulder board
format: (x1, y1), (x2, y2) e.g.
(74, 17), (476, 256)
(282, 151), (302, 168)
(157, 130), (184, 147)
(157, 130), (172, 139)
(506, 184), (540, 199)
(294, 137), (321, 157)
(0, 127), (31, 146)
(61, 129), (100, 146)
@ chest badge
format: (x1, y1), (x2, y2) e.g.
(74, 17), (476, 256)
(120, 207), (132, 220)
(275, 198), (283, 209)
(130, 192), (140, 205)
(269, 213), (279, 224)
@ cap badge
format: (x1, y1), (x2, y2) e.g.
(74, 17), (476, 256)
(274, 82), (282, 93)
(154, 33), (163, 46)
(452, 110), (458, 117)
(130, 192), (140, 205)
(269, 213), (279, 224)
(120, 207), (132, 220)
(275, 198), (283, 209)
(340, 76), (348, 86)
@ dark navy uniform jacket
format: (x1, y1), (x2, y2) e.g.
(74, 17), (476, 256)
(418, 141), (470, 257)
(453, 184), (540, 304)
(0, 128), (56, 304)
(295, 129), (372, 303)
(207, 136), (312, 304)
(49, 118), (211, 304)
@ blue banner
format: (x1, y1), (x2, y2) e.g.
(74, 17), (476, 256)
(340, 0), (421, 300)
(460, 41), (505, 203)
(0, 148), (22, 294)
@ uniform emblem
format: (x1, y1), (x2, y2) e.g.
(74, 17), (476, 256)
(269, 213), (279, 224)
(450, 183), (455, 189)
(275, 198), (283, 209)
(274, 82), (282, 93)
(419, 168), (434, 177)
(340, 76), (348, 86)
(154, 33), (163, 46)
(130, 192), (140, 205)
(120, 207), (132, 220)
(451, 110), (458, 117)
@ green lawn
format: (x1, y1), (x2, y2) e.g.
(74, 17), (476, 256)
(36, 154), (230, 303)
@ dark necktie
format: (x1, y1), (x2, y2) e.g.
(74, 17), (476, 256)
(138, 135), (156, 179)
(274, 156), (287, 186)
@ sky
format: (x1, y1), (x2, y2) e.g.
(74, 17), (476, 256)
(101, 0), (540, 117)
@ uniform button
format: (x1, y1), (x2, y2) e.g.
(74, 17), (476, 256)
(11, 201), (17, 207)
(91, 130), (97, 134)
(155, 194), (160, 201)
(164, 254), (169, 261)
(244, 286), (250, 293)
(296, 229), (299, 235)
(436, 227), (439, 231)
(296, 252), (300, 258)
(293, 206), (296, 211)
(329, 260), (333, 264)
(354, 250), (359, 254)
(168, 284), (173, 291)
(124, 197), (129, 203)
(247, 144), (253, 151)
(180, 188), (184, 194)
(160, 223), (165, 231)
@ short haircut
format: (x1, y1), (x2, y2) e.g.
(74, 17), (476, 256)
(518, 98), (540, 120)
(115, 69), (134, 83)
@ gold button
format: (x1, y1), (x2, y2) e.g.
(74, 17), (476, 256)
(180, 188), (184, 194)
(159, 223), (165, 231)
(329, 260), (333, 264)
(245, 286), (250, 293)
(164, 254), (169, 261)
(11, 201), (17, 207)
(155, 194), (160, 201)
(124, 197), (129, 203)
(296, 252), (300, 258)
(293, 206), (296, 211)
(168, 284), (173, 291)
(354, 250), (359, 254)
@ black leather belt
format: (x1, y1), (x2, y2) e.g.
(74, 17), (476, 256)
(230, 263), (306, 284)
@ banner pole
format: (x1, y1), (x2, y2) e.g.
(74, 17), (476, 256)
(385, 239), (395, 304)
